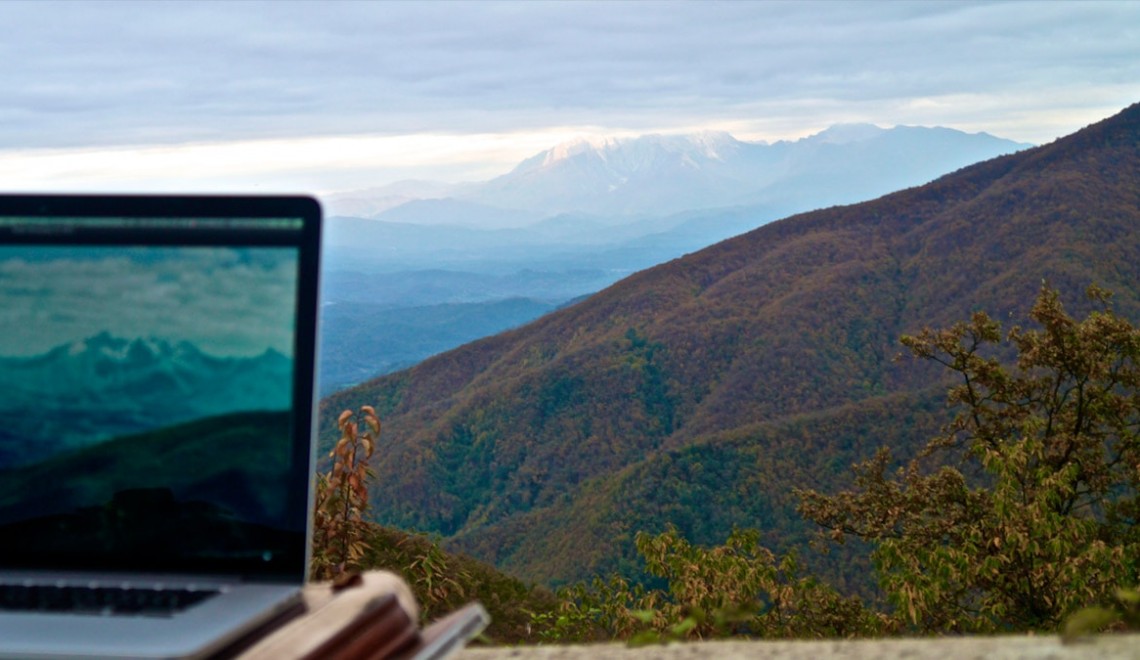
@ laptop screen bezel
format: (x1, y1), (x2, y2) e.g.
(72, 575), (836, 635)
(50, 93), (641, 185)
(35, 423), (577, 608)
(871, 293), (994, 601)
(0, 194), (321, 583)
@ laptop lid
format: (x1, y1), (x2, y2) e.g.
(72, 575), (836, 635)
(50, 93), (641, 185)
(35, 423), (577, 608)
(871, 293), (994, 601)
(0, 194), (321, 584)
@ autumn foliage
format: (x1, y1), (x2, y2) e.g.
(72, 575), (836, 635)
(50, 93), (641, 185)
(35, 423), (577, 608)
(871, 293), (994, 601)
(311, 406), (379, 581)
(519, 285), (1140, 642)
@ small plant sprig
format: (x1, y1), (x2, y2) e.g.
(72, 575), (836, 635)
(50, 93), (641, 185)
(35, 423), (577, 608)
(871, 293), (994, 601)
(527, 605), (603, 644)
(405, 534), (468, 609)
(311, 406), (379, 582)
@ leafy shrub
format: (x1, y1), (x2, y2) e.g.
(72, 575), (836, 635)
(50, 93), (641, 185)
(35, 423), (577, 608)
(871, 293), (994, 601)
(799, 285), (1140, 633)
(537, 526), (889, 644)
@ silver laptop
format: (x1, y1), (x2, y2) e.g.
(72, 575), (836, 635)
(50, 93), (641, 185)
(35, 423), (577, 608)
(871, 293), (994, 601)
(0, 194), (323, 659)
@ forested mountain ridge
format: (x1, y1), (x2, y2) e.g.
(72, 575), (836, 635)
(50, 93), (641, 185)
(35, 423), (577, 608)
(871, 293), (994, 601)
(321, 102), (1140, 587)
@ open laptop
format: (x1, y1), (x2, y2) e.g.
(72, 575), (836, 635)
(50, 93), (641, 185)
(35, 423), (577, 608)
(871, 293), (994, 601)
(0, 194), (323, 659)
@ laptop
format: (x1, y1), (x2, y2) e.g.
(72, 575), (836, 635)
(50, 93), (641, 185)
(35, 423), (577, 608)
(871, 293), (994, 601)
(0, 194), (323, 659)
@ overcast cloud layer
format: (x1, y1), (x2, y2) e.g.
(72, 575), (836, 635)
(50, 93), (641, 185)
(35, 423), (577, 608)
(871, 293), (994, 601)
(1, 1), (1138, 192)
(0, 247), (298, 357)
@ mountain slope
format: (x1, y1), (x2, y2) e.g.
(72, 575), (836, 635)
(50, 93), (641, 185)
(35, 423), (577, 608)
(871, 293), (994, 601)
(322, 103), (1140, 586)
(0, 334), (292, 468)
(0, 410), (300, 561)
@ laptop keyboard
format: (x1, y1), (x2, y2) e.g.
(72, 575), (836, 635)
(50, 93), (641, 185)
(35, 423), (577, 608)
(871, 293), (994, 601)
(0, 583), (221, 617)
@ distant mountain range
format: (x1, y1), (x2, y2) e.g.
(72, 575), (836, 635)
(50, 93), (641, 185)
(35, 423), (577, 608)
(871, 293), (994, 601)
(320, 103), (1140, 589)
(325, 124), (1032, 220)
(0, 333), (292, 468)
(317, 124), (1031, 394)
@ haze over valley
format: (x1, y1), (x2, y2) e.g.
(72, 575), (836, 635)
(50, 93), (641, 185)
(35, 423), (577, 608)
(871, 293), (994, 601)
(318, 124), (1029, 393)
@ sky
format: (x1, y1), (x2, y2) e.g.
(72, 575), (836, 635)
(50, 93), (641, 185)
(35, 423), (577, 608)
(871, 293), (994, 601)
(0, 247), (298, 357)
(1, 0), (1138, 196)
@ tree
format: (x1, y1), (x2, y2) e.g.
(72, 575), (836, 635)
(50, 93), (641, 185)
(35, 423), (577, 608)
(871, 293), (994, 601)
(798, 285), (1140, 632)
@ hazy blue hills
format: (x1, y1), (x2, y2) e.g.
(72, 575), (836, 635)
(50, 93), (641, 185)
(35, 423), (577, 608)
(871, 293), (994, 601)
(319, 297), (562, 395)
(0, 333), (292, 468)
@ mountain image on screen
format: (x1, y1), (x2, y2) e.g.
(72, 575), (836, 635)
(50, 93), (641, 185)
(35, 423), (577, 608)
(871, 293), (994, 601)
(0, 332), (293, 469)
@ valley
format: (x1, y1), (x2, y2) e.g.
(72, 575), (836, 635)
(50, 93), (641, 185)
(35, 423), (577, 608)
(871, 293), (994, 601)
(318, 123), (1029, 395)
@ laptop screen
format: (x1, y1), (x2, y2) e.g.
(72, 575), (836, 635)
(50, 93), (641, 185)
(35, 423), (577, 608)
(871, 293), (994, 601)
(0, 195), (321, 581)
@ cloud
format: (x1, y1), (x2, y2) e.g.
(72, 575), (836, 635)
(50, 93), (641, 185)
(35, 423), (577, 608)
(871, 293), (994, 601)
(0, 247), (298, 357)
(0, 0), (1137, 187)
(0, 129), (600, 194)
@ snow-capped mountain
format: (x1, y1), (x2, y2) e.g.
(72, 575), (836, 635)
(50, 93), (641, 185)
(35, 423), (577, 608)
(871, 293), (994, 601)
(513, 131), (744, 172)
(0, 333), (293, 468)
(464, 132), (755, 216)
(324, 124), (1032, 220)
